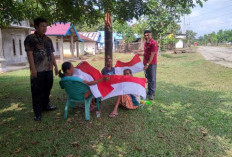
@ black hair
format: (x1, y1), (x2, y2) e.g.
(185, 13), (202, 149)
(34, 17), (47, 28)
(123, 69), (132, 75)
(144, 30), (151, 34)
(59, 62), (72, 78)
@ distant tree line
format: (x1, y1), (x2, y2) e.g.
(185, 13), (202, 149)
(197, 30), (232, 46)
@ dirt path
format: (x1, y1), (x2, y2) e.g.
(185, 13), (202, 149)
(197, 46), (232, 68)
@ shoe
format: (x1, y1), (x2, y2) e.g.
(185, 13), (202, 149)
(43, 105), (57, 111)
(34, 115), (41, 121)
(149, 95), (154, 100)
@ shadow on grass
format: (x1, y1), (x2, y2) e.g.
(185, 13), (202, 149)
(144, 81), (232, 156)
(161, 54), (187, 59)
(0, 75), (231, 156)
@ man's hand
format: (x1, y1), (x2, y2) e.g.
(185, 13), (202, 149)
(54, 66), (59, 76)
(31, 69), (37, 78)
(138, 52), (144, 56)
(144, 64), (149, 70)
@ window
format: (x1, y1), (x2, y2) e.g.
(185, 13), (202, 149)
(12, 39), (16, 56)
(19, 39), (23, 55)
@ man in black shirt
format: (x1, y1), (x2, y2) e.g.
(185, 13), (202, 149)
(24, 17), (58, 121)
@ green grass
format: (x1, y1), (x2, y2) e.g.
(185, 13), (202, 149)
(0, 52), (232, 157)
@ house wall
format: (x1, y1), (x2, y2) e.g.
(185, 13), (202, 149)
(84, 42), (96, 55)
(49, 36), (60, 56)
(1, 28), (29, 65)
(175, 39), (184, 49)
(0, 28), (3, 57)
(63, 42), (77, 57)
(78, 42), (84, 56)
(49, 36), (89, 58)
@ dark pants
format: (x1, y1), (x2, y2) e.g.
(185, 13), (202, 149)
(145, 64), (157, 97)
(31, 71), (53, 117)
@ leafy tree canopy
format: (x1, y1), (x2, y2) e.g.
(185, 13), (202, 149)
(197, 29), (232, 45)
(0, 0), (207, 27)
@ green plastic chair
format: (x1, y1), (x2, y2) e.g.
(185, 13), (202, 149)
(59, 76), (100, 121)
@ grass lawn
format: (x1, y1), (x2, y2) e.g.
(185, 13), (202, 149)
(0, 51), (232, 157)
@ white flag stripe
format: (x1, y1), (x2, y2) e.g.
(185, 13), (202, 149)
(102, 82), (146, 100)
(73, 68), (102, 98)
(115, 61), (144, 75)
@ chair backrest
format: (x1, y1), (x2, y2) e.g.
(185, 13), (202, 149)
(60, 80), (90, 101)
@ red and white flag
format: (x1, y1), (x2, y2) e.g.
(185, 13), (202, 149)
(101, 75), (146, 100)
(73, 61), (146, 100)
(73, 61), (114, 98)
(114, 54), (144, 75)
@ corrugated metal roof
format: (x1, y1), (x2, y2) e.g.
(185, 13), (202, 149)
(79, 32), (100, 42)
(78, 33), (95, 42)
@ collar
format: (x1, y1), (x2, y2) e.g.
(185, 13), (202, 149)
(146, 38), (154, 44)
(34, 31), (45, 38)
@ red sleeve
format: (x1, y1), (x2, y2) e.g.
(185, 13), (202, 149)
(150, 41), (158, 53)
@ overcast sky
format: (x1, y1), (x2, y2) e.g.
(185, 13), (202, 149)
(182, 0), (232, 37)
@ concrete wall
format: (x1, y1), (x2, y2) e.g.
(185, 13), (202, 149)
(78, 42), (84, 56)
(175, 39), (184, 49)
(49, 36), (79, 57)
(46, 35), (97, 57)
(1, 28), (29, 65)
(49, 36), (60, 56)
(63, 42), (77, 57)
(84, 42), (96, 55)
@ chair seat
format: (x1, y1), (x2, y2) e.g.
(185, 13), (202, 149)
(59, 76), (100, 120)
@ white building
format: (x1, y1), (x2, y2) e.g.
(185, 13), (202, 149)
(175, 34), (186, 49)
(45, 23), (83, 60)
(0, 20), (32, 71)
(78, 32), (101, 55)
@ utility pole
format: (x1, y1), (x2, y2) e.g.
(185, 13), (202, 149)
(183, 15), (186, 34)
(104, 12), (113, 66)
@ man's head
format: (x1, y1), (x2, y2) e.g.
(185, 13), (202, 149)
(144, 30), (152, 41)
(34, 17), (47, 35)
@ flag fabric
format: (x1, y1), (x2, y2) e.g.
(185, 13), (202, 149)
(114, 54), (144, 75)
(73, 61), (114, 98)
(73, 61), (146, 100)
(101, 75), (146, 100)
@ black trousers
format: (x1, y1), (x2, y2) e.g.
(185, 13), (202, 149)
(31, 71), (53, 117)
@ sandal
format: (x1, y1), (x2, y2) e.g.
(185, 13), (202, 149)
(109, 112), (118, 118)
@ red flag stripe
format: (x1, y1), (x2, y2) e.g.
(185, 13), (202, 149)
(76, 62), (114, 97)
(115, 54), (141, 67)
(106, 75), (146, 88)
(76, 61), (102, 80)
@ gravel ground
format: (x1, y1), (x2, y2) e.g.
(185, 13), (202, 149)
(197, 46), (232, 68)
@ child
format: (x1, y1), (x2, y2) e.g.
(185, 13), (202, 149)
(101, 57), (115, 75)
(109, 69), (140, 117)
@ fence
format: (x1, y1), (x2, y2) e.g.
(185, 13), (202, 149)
(115, 42), (143, 53)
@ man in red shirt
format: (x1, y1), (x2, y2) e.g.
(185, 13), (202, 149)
(142, 30), (159, 100)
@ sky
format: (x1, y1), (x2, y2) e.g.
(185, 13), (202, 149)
(181, 0), (232, 37)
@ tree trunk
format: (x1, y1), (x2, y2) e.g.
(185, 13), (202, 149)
(104, 12), (113, 66)
(70, 34), (74, 58)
